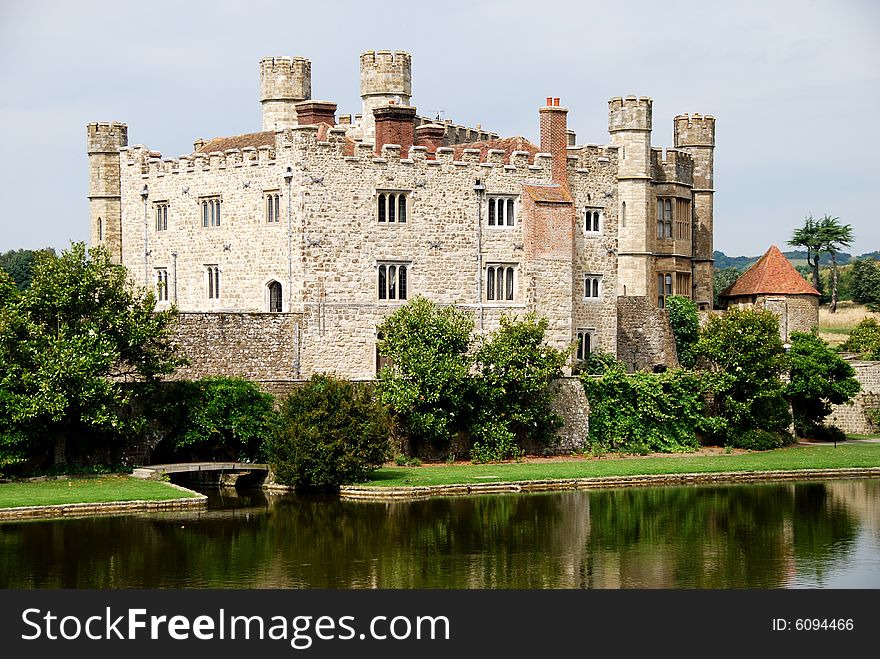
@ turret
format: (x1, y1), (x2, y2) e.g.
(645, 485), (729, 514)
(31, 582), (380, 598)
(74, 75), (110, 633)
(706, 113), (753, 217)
(674, 113), (716, 309)
(260, 56), (311, 131)
(87, 121), (127, 262)
(360, 50), (412, 142)
(608, 96), (653, 297)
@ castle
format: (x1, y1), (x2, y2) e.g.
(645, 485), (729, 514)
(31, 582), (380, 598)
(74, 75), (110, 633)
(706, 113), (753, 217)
(87, 50), (716, 380)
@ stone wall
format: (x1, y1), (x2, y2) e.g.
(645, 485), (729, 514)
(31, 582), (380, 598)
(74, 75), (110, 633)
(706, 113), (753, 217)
(827, 361), (880, 434)
(172, 312), (301, 380)
(616, 296), (678, 371)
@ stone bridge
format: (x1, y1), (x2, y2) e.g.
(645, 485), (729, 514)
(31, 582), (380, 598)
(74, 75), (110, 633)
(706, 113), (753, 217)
(132, 462), (269, 486)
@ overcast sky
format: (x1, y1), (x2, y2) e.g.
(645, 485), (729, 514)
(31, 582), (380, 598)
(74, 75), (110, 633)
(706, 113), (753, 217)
(1, 0), (877, 257)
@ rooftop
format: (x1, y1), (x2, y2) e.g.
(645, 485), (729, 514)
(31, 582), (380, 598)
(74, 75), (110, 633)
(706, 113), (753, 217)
(720, 245), (820, 298)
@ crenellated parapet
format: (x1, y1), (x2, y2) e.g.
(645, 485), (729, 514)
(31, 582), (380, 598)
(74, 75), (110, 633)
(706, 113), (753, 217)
(673, 113), (715, 148)
(87, 121), (128, 153)
(608, 96), (653, 133)
(650, 148), (693, 184)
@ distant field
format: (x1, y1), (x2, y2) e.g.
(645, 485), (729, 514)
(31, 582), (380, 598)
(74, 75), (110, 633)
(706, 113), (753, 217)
(818, 302), (879, 346)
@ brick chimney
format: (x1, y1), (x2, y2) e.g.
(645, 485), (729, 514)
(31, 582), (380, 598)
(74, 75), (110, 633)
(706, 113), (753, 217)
(539, 97), (568, 188)
(374, 104), (417, 156)
(294, 100), (337, 126)
(414, 123), (446, 157)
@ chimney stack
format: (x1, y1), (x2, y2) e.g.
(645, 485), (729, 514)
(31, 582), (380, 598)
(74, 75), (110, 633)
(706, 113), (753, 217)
(415, 123), (446, 157)
(373, 104), (417, 156)
(294, 100), (337, 126)
(539, 97), (569, 187)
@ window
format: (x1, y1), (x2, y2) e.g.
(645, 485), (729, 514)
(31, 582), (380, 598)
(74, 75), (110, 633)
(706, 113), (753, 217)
(486, 264), (516, 301)
(657, 272), (673, 308)
(154, 202), (168, 231)
(268, 280), (282, 312)
(676, 272), (691, 299)
(154, 268), (168, 302)
(575, 329), (594, 362)
(265, 191), (281, 224)
(583, 208), (601, 234)
(488, 196), (516, 227)
(675, 199), (691, 240)
(377, 262), (408, 301)
(657, 198), (673, 239)
(97, 217), (103, 242)
(201, 197), (221, 228)
(206, 265), (220, 300)
(621, 201), (626, 227)
(377, 191), (408, 223)
(584, 274), (602, 300)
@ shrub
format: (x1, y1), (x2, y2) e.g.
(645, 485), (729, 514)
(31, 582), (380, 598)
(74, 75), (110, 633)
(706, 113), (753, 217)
(785, 331), (860, 437)
(471, 314), (566, 461)
(174, 377), (275, 462)
(582, 368), (723, 454)
(665, 295), (700, 368)
(808, 424), (847, 443)
(841, 318), (880, 358)
(582, 350), (626, 375)
(376, 296), (474, 450)
(267, 375), (391, 492)
(727, 429), (794, 451)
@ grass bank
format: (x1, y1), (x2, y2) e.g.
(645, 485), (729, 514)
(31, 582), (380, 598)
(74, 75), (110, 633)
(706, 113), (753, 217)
(0, 475), (199, 509)
(362, 443), (880, 488)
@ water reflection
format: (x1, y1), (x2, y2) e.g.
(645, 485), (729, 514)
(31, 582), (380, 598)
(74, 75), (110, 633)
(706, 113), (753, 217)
(1, 480), (878, 589)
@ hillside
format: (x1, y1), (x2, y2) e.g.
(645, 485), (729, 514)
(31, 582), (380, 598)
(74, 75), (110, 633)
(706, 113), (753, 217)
(712, 249), (874, 272)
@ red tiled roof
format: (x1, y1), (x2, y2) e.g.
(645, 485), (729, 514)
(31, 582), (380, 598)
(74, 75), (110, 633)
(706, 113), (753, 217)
(720, 245), (820, 298)
(196, 131), (275, 153)
(451, 136), (539, 161)
(522, 183), (572, 204)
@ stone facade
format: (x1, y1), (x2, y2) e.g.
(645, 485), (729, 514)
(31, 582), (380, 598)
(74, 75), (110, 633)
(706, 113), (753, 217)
(827, 361), (880, 434)
(89, 51), (716, 377)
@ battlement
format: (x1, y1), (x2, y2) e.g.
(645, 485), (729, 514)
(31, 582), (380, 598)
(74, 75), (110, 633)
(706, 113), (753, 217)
(569, 143), (619, 170)
(608, 96), (653, 132)
(360, 50), (412, 99)
(673, 113), (715, 147)
(260, 56), (311, 102)
(650, 147), (693, 184)
(87, 122), (128, 153)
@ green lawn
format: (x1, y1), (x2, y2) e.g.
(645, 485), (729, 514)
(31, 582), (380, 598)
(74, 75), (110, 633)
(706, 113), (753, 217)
(0, 476), (199, 509)
(360, 443), (880, 488)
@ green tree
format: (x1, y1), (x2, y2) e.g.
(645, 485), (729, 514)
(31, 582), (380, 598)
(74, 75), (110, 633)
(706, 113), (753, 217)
(816, 215), (854, 313)
(696, 308), (791, 437)
(788, 215), (824, 294)
(174, 377), (274, 461)
(840, 317), (880, 358)
(267, 375), (391, 492)
(0, 242), (184, 467)
(0, 248), (54, 291)
(471, 314), (567, 461)
(851, 259), (880, 310)
(376, 296), (474, 450)
(665, 295), (700, 367)
(712, 266), (741, 307)
(784, 331), (860, 437)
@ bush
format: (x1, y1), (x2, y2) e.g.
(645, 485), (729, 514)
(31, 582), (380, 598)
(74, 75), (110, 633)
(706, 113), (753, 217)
(267, 375), (391, 492)
(727, 429), (794, 451)
(785, 331), (860, 437)
(841, 318), (880, 358)
(582, 368), (723, 454)
(807, 424), (847, 443)
(471, 314), (566, 461)
(665, 295), (700, 368)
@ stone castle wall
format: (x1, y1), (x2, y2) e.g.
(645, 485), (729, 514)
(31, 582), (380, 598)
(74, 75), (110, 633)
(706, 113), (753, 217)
(827, 361), (880, 434)
(616, 296), (678, 371)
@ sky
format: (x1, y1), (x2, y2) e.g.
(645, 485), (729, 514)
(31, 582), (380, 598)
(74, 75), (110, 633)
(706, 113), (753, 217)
(0, 0), (878, 257)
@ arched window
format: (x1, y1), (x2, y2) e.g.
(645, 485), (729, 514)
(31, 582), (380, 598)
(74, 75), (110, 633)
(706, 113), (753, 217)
(377, 191), (409, 223)
(268, 281), (282, 312)
(377, 263), (409, 300)
(486, 265), (516, 301)
(97, 217), (103, 241)
(487, 196), (516, 228)
(621, 201), (626, 227)
(398, 194), (407, 223)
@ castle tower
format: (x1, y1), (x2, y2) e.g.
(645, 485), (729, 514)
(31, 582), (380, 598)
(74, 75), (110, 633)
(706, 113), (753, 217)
(260, 56), (311, 131)
(609, 96), (653, 297)
(360, 50), (412, 143)
(674, 113), (716, 309)
(87, 122), (127, 262)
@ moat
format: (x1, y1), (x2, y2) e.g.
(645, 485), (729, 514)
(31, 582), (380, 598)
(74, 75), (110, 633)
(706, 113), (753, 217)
(1, 479), (878, 589)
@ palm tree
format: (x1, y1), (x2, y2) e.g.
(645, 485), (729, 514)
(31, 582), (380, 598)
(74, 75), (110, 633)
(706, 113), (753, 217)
(817, 215), (854, 313)
(788, 215), (823, 292)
